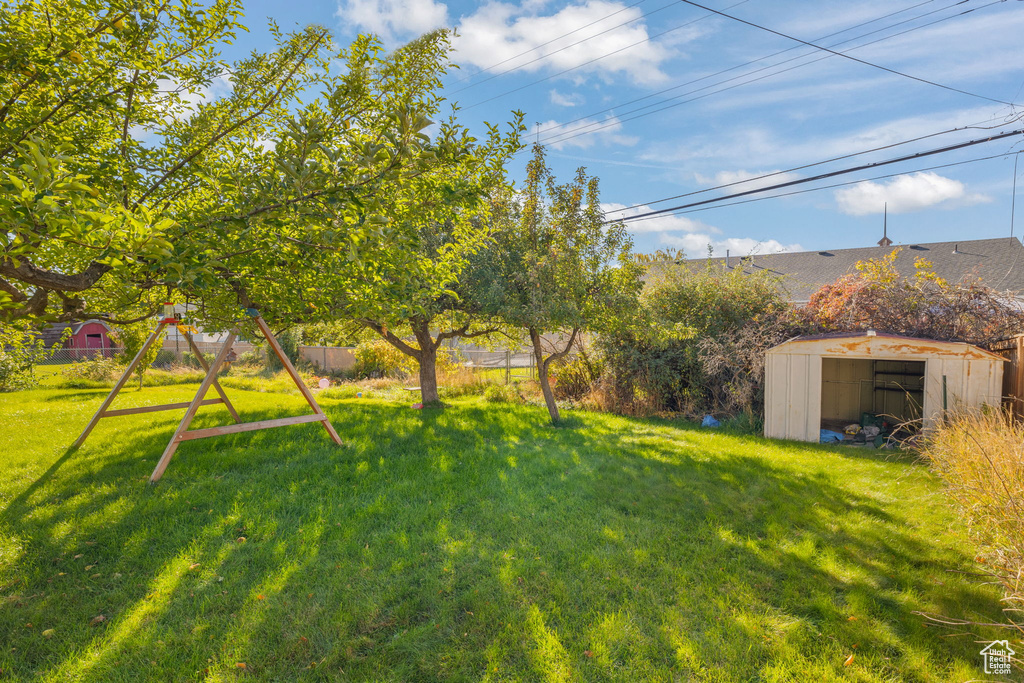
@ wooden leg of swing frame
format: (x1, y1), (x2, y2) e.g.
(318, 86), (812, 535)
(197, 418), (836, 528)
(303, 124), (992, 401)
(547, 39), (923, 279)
(150, 331), (237, 483)
(182, 329), (241, 423)
(72, 322), (168, 449)
(254, 316), (342, 445)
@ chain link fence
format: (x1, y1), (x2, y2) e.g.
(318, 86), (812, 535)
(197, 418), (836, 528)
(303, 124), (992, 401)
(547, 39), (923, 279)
(39, 347), (124, 365)
(455, 349), (538, 383)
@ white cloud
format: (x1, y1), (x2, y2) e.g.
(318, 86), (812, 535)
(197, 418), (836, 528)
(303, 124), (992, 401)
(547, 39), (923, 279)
(336, 0), (448, 40)
(534, 116), (637, 150)
(659, 233), (803, 259)
(834, 172), (991, 215)
(549, 89), (583, 107)
(694, 169), (802, 192)
(452, 1), (678, 85)
(602, 202), (800, 257)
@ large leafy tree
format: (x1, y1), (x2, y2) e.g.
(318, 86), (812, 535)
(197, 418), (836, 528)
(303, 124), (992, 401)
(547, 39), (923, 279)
(0, 0), (324, 322)
(0, 1), (504, 349)
(494, 145), (640, 424)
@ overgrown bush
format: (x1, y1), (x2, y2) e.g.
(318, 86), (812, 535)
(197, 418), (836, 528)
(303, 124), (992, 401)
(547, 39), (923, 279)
(920, 409), (1023, 652)
(599, 261), (795, 417)
(1, 325), (68, 391)
(153, 349), (177, 367)
(804, 248), (1024, 344)
(483, 383), (521, 403)
(353, 337), (416, 378)
(61, 356), (122, 383)
(236, 350), (263, 366)
(264, 328), (302, 372)
(181, 351), (216, 370)
(551, 350), (602, 401)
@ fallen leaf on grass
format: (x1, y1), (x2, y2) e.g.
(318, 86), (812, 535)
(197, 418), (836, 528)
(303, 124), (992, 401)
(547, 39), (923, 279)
(84, 565), (94, 571)
(236, 662), (247, 669)
(89, 615), (106, 626)
(24, 623), (32, 628)
(189, 563), (200, 571)
(844, 654), (855, 666)
(236, 537), (246, 543)
(42, 629), (54, 638)
(847, 616), (858, 622)
(257, 595), (265, 600)
(73, 554), (83, 560)
(584, 650), (594, 658)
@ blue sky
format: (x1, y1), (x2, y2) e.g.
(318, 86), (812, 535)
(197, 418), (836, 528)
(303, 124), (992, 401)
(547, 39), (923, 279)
(230, 0), (1024, 257)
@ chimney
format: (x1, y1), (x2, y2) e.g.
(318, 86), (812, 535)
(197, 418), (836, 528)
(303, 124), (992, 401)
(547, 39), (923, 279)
(877, 203), (893, 247)
(953, 243), (959, 254)
(726, 249), (730, 268)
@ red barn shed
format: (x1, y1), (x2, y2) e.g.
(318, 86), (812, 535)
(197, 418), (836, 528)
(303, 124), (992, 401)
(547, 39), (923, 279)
(41, 320), (115, 359)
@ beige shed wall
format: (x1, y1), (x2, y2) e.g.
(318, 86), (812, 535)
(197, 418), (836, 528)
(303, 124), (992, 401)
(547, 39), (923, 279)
(764, 336), (1004, 442)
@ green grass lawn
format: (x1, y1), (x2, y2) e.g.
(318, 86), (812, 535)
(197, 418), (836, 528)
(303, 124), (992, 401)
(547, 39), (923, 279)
(0, 382), (1007, 681)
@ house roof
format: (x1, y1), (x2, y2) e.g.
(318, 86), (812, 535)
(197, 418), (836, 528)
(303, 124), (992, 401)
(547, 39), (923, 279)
(38, 320), (111, 347)
(681, 237), (1024, 302)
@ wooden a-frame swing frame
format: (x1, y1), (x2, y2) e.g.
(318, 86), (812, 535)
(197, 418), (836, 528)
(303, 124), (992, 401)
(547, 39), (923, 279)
(73, 312), (342, 483)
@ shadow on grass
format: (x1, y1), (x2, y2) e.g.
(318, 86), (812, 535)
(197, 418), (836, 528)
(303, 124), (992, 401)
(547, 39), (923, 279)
(0, 399), (1007, 682)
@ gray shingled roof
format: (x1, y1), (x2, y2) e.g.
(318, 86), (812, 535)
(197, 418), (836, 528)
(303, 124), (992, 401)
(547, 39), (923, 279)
(681, 237), (1024, 302)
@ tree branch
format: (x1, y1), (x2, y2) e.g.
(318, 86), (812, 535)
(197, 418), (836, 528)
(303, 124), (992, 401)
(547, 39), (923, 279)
(0, 259), (110, 293)
(132, 29), (329, 210)
(359, 318), (421, 358)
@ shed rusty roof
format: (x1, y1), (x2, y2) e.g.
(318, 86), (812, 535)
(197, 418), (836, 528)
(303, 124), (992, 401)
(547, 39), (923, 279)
(770, 330), (1006, 361)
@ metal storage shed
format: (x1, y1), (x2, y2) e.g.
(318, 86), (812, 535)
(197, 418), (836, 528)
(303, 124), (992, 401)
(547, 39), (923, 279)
(764, 331), (1005, 442)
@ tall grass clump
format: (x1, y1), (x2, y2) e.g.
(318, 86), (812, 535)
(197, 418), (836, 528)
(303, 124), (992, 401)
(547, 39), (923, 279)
(920, 409), (1024, 648)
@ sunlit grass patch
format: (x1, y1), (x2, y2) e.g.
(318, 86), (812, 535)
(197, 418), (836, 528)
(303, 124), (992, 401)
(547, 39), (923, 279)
(0, 382), (1010, 681)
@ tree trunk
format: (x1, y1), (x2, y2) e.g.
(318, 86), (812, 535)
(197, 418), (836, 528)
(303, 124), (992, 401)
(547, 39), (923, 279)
(418, 344), (440, 405)
(412, 319), (441, 405)
(531, 327), (560, 423)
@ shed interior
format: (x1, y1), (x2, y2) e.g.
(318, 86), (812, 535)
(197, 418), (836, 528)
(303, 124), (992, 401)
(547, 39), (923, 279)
(820, 357), (924, 432)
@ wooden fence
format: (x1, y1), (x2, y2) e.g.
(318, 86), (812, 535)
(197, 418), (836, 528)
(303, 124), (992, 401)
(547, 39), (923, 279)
(987, 335), (1024, 419)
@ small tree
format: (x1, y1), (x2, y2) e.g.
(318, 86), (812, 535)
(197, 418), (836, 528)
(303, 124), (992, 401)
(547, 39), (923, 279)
(0, 323), (66, 391)
(495, 145), (640, 424)
(116, 322), (165, 388)
(333, 110), (524, 405)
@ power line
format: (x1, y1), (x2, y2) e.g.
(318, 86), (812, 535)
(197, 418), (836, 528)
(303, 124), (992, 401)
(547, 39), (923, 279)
(677, 0), (1017, 107)
(623, 151), (1010, 220)
(539, 0), (939, 140)
(609, 112), (1021, 214)
(460, 0), (752, 111)
(542, 0), (1005, 147)
(609, 127), (1024, 223)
